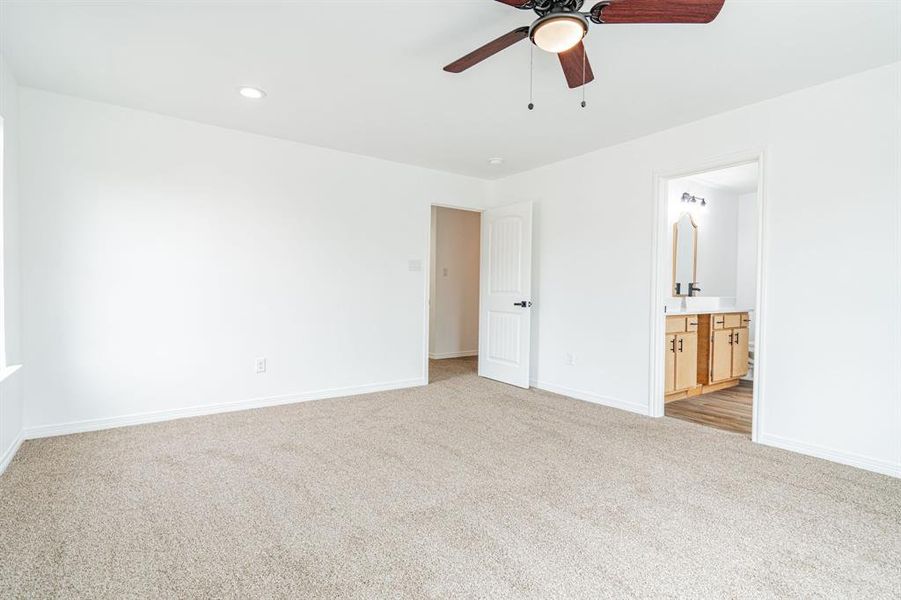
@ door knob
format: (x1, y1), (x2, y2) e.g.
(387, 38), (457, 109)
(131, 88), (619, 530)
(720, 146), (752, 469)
(513, 301), (532, 308)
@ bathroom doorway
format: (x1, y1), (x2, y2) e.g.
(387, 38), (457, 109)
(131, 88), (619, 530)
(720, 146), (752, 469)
(650, 156), (765, 437)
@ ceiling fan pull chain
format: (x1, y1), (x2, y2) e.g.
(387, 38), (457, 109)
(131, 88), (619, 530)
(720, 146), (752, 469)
(528, 42), (535, 110)
(581, 45), (587, 108)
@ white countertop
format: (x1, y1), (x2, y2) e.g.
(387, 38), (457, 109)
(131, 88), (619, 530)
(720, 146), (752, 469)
(665, 307), (754, 316)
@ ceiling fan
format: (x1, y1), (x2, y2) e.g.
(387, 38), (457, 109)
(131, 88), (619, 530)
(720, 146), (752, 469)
(444, 0), (726, 89)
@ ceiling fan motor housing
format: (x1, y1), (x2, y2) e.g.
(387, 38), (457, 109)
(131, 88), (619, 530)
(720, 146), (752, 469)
(518, 0), (585, 16)
(513, 0), (612, 24)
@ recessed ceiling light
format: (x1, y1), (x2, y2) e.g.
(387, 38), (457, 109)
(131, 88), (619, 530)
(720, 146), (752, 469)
(238, 86), (266, 99)
(488, 157), (505, 166)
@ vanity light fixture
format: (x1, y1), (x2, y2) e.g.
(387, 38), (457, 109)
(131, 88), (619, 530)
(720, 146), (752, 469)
(681, 192), (707, 208)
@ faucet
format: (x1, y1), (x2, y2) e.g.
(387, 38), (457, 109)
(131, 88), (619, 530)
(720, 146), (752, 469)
(688, 283), (701, 297)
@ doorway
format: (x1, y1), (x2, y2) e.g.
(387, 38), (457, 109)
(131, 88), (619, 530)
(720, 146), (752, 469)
(425, 201), (534, 388)
(428, 206), (481, 381)
(651, 157), (765, 437)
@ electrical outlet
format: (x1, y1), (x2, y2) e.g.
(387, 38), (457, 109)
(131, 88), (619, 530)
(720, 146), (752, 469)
(255, 357), (266, 374)
(565, 353), (576, 366)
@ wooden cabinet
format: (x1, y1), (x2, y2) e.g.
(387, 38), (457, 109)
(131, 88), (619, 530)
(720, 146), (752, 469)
(674, 332), (697, 390)
(732, 327), (749, 378)
(710, 329), (734, 382)
(700, 313), (751, 385)
(664, 316), (698, 395)
(664, 334), (676, 393)
(666, 311), (751, 402)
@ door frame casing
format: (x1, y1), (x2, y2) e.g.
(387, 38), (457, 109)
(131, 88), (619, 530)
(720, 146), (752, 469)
(648, 149), (768, 443)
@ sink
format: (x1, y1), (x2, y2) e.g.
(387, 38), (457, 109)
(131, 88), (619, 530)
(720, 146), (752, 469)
(683, 296), (732, 312)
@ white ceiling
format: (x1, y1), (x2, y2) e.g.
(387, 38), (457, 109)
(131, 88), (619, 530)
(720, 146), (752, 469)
(686, 162), (759, 194)
(2, 1), (899, 179)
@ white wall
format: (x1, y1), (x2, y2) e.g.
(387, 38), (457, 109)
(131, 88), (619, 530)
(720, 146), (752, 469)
(19, 89), (487, 435)
(735, 191), (759, 317)
(429, 206), (480, 359)
(490, 63), (901, 477)
(0, 55), (24, 474)
(667, 179), (740, 298)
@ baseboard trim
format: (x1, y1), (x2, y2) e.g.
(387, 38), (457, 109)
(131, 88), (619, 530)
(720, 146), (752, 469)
(429, 351), (478, 360)
(757, 433), (900, 478)
(531, 380), (649, 416)
(24, 377), (424, 441)
(0, 431), (24, 476)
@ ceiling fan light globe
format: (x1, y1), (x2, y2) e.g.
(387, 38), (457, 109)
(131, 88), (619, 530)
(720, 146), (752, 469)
(530, 14), (588, 54)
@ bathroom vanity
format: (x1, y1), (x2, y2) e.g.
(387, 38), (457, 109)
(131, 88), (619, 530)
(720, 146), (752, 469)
(664, 310), (750, 402)
(666, 195), (756, 403)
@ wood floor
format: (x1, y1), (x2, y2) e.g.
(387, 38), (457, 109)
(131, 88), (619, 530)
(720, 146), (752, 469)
(665, 382), (753, 435)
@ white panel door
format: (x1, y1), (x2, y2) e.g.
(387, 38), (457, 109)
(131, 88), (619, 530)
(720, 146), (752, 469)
(478, 201), (532, 388)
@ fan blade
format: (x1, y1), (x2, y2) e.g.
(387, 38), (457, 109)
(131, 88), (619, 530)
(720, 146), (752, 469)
(558, 42), (595, 89)
(444, 27), (530, 73)
(590, 0), (725, 24)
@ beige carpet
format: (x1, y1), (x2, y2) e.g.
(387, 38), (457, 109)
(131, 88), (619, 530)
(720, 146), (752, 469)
(1, 357), (899, 598)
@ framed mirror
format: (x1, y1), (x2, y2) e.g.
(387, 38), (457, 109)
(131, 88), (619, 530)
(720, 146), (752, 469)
(672, 213), (697, 296)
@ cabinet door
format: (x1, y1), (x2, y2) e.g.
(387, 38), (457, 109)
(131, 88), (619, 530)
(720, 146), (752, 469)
(675, 333), (697, 391)
(731, 327), (749, 378)
(711, 329), (734, 382)
(664, 334), (676, 393)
